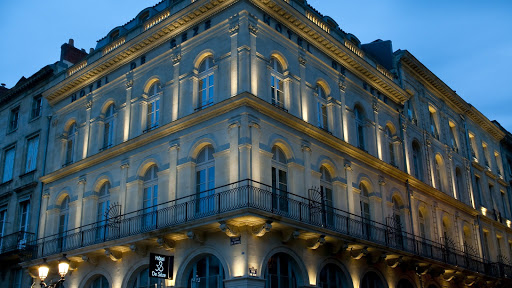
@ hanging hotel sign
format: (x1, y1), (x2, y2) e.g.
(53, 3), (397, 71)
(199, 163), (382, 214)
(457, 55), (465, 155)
(149, 253), (174, 279)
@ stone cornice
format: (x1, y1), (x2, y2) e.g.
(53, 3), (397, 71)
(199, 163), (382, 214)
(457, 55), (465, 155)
(43, 0), (232, 106)
(398, 50), (505, 141)
(251, 0), (409, 104)
(41, 92), (482, 221)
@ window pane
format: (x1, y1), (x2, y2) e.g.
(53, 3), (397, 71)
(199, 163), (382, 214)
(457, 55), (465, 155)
(2, 147), (15, 182)
(26, 136), (39, 172)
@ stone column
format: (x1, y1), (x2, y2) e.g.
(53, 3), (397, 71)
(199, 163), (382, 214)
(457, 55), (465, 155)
(75, 176), (86, 227)
(124, 79), (133, 141)
(249, 121), (260, 182)
(339, 77), (347, 142)
(425, 138), (435, 187)
(171, 54), (181, 121)
(302, 144), (312, 195)
(345, 161), (358, 216)
(239, 117), (251, 181)
(378, 176), (387, 221)
(229, 122), (240, 183)
(39, 190), (50, 238)
(447, 151), (458, 199)
(168, 142), (179, 202)
(82, 100), (92, 159)
(326, 97), (338, 137)
(373, 100), (382, 160)
(299, 55), (307, 121)
(431, 202), (440, 241)
(119, 161), (129, 214)
(401, 119), (411, 174)
(249, 20), (258, 96)
(229, 17), (239, 96)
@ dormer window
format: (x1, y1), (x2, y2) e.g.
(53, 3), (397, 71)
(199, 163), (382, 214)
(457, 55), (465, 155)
(139, 11), (150, 23)
(110, 30), (120, 42)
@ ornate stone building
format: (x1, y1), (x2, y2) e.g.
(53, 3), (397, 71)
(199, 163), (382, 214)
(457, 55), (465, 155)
(5, 0), (512, 288)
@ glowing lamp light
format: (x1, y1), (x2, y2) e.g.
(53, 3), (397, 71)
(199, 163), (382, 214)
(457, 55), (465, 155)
(58, 254), (70, 278)
(38, 261), (49, 282)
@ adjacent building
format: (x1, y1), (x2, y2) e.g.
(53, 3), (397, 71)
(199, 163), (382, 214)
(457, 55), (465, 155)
(1, 0), (512, 288)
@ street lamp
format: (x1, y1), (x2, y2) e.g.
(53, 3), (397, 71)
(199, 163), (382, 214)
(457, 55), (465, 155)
(38, 254), (70, 288)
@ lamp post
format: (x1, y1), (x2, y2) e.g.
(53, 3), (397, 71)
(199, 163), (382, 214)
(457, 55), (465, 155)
(38, 254), (70, 288)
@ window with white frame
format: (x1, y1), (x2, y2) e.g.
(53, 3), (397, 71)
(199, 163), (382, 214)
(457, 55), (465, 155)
(198, 56), (215, 109)
(385, 125), (396, 166)
(316, 84), (328, 130)
(482, 142), (490, 169)
(31, 95), (42, 119)
(196, 145), (215, 214)
(360, 183), (371, 220)
(0, 207), (6, 248)
(65, 123), (77, 166)
(2, 146), (15, 182)
(428, 106), (439, 139)
(320, 166), (333, 226)
(9, 106), (20, 132)
(96, 182), (111, 240)
(143, 165), (158, 227)
(469, 133), (477, 160)
(270, 57), (285, 109)
(58, 196), (70, 249)
(146, 82), (161, 132)
(25, 135), (39, 173)
(449, 121), (458, 151)
(102, 104), (115, 149)
(354, 106), (366, 150)
(18, 200), (30, 233)
(272, 146), (288, 212)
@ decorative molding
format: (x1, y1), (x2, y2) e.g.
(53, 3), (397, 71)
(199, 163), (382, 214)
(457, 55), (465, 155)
(307, 235), (326, 250)
(281, 230), (300, 243)
(298, 56), (307, 66)
(104, 248), (122, 261)
(350, 247), (368, 259)
(125, 80), (134, 89)
(252, 221), (272, 237)
(229, 23), (240, 35)
(248, 24), (258, 35)
(171, 54), (181, 65)
(157, 237), (176, 251)
(187, 231), (205, 243)
(219, 221), (240, 237)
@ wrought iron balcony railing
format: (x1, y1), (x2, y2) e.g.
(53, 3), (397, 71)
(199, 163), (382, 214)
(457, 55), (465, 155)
(0, 230), (35, 255)
(25, 179), (511, 279)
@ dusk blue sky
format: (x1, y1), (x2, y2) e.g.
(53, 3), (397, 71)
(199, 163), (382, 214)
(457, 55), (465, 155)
(1, 0), (511, 131)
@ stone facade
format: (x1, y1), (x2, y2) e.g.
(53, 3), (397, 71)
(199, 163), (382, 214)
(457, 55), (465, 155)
(1, 1), (512, 288)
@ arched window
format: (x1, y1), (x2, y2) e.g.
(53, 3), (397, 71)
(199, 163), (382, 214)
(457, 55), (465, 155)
(130, 267), (163, 288)
(434, 155), (445, 192)
(272, 146), (288, 212)
(146, 82), (161, 132)
(58, 196), (70, 249)
(360, 183), (371, 238)
(385, 125), (396, 166)
(265, 253), (301, 288)
(270, 57), (285, 109)
(88, 275), (110, 288)
(65, 123), (77, 165)
(96, 182), (111, 240)
(198, 56), (215, 109)
(187, 254), (224, 288)
(360, 271), (385, 288)
(320, 166), (333, 226)
(316, 85), (328, 130)
(102, 104), (115, 150)
(354, 106), (365, 150)
(397, 279), (414, 288)
(318, 264), (349, 288)
(412, 141), (423, 181)
(196, 145), (215, 214)
(143, 165), (158, 228)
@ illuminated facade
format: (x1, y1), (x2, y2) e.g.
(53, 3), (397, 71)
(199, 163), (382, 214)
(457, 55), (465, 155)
(10, 0), (512, 288)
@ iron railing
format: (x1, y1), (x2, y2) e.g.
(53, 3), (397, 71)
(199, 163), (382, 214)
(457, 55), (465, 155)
(23, 179), (512, 279)
(0, 230), (35, 255)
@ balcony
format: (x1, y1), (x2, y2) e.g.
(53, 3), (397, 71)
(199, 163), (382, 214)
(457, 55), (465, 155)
(26, 180), (510, 279)
(0, 231), (35, 258)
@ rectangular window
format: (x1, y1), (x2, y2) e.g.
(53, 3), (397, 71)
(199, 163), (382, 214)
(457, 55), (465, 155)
(11, 269), (22, 288)
(31, 96), (42, 119)
(18, 200), (30, 232)
(271, 75), (284, 108)
(198, 74), (214, 108)
(146, 99), (160, 131)
(469, 133), (477, 160)
(317, 103), (328, 130)
(25, 136), (39, 173)
(429, 111), (439, 139)
(9, 106), (20, 132)
(2, 147), (15, 182)
(0, 208), (6, 246)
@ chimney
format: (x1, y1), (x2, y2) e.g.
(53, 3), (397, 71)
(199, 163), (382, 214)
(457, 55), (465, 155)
(60, 38), (88, 65)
